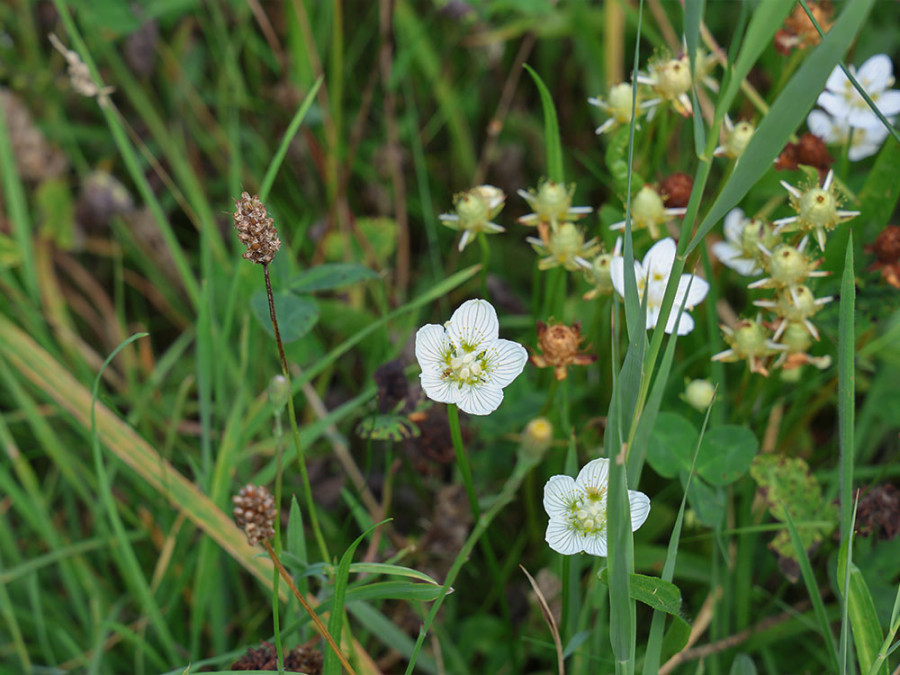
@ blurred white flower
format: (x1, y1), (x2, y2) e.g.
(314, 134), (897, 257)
(711, 208), (764, 276)
(415, 299), (527, 416)
(807, 54), (899, 161)
(817, 54), (900, 127)
(610, 238), (709, 335)
(543, 458), (650, 557)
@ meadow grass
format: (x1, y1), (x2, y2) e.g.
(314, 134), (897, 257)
(1, 1), (899, 674)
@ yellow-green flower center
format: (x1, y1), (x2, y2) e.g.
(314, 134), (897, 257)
(573, 488), (607, 535)
(447, 349), (486, 386)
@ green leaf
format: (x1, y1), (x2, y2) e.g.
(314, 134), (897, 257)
(661, 614), (692, 664)
(684, 472), (725, 528)
(597, 570), (683, 615)
(837, 554), (888, 675)
(524, 64), (563, 182)
(0, 233), (20, 269)
(344, 580), (445, 603)
(250, 290), (319, 343)
(290, 263), (379, 293)
(696, 425), (758, 486)
(323, 217), (397, 265)
(647, 412), (698, 479)
(34, 178), (75, 250)
(859, 137), (900, 233)
(729, 653), (758, 675)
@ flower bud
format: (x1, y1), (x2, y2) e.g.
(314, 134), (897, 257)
(684, 379), (716, 411)
(781, 322), (813, 353)
(518, 417), (554, 463)
(607, 83), (637, 124)
(740, 218), (778, 259)
(769, 244), (813, 287)
(655, 56), (692, 98)
(631, 185), (667, 232)
(723, 121), (755, 159)
(268, 374), (290, 412)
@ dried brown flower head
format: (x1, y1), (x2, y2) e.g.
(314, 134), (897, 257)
(659, 172), (694, 209)
(866, 225), (900, 288)
(233, 192), (281, 264)
(854, 484), (900, 540)
(774, 133), (833, 180)
(775, 1), (833, 55)
(0, 88), (68, 181)
(48, 34), (115, 103)
(530, 320), (597, 381)
(232, 641), (323, 673)
(233, 484), (277, 545)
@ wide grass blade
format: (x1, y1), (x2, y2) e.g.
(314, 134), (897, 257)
(524, 64), (564, 183)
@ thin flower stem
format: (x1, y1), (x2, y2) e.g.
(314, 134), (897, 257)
(264, 263), (329, 563)
(272, 411), (285, 674)
(478, 232), (491, 300)
(262, 541), (357, 675)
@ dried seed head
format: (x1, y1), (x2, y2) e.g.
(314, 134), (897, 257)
(233, 192), (281, 264)
(530, 320), (597, 380)
(660, 172), (693, 208)
(233, 484), (277, 546)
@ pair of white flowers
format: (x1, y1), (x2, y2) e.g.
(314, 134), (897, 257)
(808, 54), (899, 160)
(414, 299), (651, 557)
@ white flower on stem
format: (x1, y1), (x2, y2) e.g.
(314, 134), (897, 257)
(543, 458), (650, 557)
(807, 109), (890, 161)
(610, 238), (709, 335)
(711, 208), (767, 276)
(415, 299), (527, 416)
(817, 54), (900, 128)
(439, 185), (506, 252)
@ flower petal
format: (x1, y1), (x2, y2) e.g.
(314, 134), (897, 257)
(628, 490), (651, 531)
(482, 338), (528, 388)
(545, 518), (584, 555)
(454, 382), (504, 416)
(610, 257), (643, 299)
(415, 324), (450, 373)
(643, 237), (677, 282)
(447, 299), (499, 350)
(543, 475), (578, 518)
(873, 90), (900, 116)
(723, 208), (746, 244)
(667, 310), (695, 335)
(675, 274), (709, 307)
(419, 371), (456, 405)
(581, 532), (608, 557)
(857, 54), (893, 93)
(817, 91), (849, 119)
(807, 110), (841, 143)
(575, 458), (610, 492)
(824, 64), (847, 95)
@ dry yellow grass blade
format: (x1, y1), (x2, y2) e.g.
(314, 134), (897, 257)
(0, 315), (382, 672)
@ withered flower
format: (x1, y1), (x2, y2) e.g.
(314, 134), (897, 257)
(774, 1), (833, 55)
(530, 321), (597, 381)
(659, 172), (694, 209)
(233, 192), (281, 264)
(866, 225), (900, 289)
(233, 484), (277, 546)
(774, 132), (833, 180)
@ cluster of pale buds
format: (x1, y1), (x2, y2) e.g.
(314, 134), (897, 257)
(439, 185), (506, 252)
(774, 169), (860, 251)
(609, 184), (686, 239)
(518, 179), (596, 271)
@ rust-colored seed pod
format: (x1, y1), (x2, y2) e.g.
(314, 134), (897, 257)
(659, 172), (694, 209)
(232, 484), (277, 546)
(233, 192), (281, 265)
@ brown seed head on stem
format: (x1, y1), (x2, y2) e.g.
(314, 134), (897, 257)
(233, 484), (277, 545)
(233, 192), (281, 264)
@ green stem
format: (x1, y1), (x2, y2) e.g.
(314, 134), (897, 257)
(272, 410), (285, 674)
(264, 264), (329, 563)
(478, 232), (491, 299)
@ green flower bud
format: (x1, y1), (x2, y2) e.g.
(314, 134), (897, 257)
(268, 374), (290, 412)
(684, 379), (716, 411)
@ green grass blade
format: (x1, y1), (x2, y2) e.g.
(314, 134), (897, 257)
(523, 64), (563, 182)
(259, 77), (323, 203)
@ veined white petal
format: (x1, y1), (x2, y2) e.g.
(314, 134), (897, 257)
(482, 339), (527, 389)
(675, 274), (709, 307)
(575, 458), (610, 491)
(646, 304), (660, 330)
(581, 532), (608, 557)
(668, 310), (695, 335)
(545, 518), (584, 555)
(872, 90), (900, 116)
(543, 475), (579, 518)
(448, 299), (499, 350)
(454, 382), (503, 416)
(415, 324), (450, 373)
(723, 208), (746, 244)
(419, 371), (457, 405)
(628, 491), (651, 531)
(643, 238), (677, 281)
(857, 54), (893, 93)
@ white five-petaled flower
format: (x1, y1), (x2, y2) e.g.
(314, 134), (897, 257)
(610, 238), (709, 335)
(543, 458), (650, 557)
(711, 208), (765, 276)
(807, 54), (900, 161)
(415, 299), (527, 416)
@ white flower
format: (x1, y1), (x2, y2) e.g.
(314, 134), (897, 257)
(609, 238), (709, 335)
(817, 54), (900, 128)
(711, 208), (764, 276)
(807, 109), (889, 161)
(543, 458), (650, 557)
(415, 299), (527, 416)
